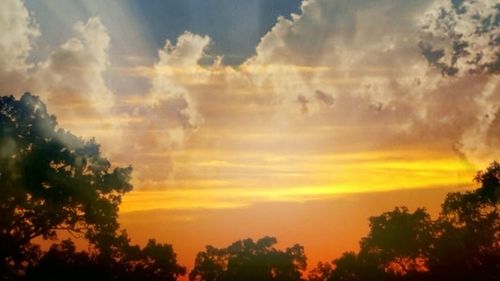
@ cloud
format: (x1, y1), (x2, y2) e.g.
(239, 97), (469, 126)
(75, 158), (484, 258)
(142, 31), (208, 149)
(119, 32), (210, 181)
(419, 0), (500, 75)
(35, 17), (114, 113)
(239, 0), (442, 118)
(297, 94), (309, 114)
(0, 1), (211, 183)
(150, 31), (208, 133)
(157, 31), (211, 67)
(314, 90), (334, 106)
(0, 1), (129, 168)
(0, 0), (39, 72)
(123, 0), (498, 174)
(0, 0), (39, 94)
(416, 0), (500, 161)
(0, 2), (114, 115)
(458, 76), (500, 162)
(234, 0), (500, 166)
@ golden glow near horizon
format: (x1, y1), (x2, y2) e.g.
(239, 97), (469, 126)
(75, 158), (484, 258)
(121, 150), (475, 213)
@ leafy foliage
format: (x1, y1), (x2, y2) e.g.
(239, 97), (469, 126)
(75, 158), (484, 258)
(0, 93), (185, 281)
(190, 236), (307, 281)
(23, 235), (186, 281)
(310, 161), (500, 281)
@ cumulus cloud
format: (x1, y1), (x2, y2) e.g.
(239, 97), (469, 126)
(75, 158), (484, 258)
(0, 2), (114, 115)
(419, 0), (499, 76)
(0, 1), (126, 166)
(143, 31), (208, 149)
(0, 0), (39, 72)
(458, 76), (500, 162)
(150, 31), (207, 133)
(157, 31), (211, 67)
(0, 2), (116, 137)
(238, 0), (499, 165)
(120, 0), (498, 172)
(417, 0), (500, 161)
(121, 32), (210, 181)
(35, 17), (114, 113)
(241, 0), (442, 117)
(0, 0), (39, 94)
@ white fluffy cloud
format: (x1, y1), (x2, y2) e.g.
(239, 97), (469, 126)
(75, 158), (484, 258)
(139, 31), (208, 151)
(0, 2), (115, 126)
(36, 17), (114, 113)
(240, 0), (500, 164)
(230, 0), (438, 128)
(150, 31), (207, 134)
(119, 32), (210, 181)
(0, 4), (115, 119)
(0, 0), (39, 94)
(121, 0), (498, 169)
(0, 1), (120, 162)
(419, 0), (499, 75)
(0, 0), (39, 72)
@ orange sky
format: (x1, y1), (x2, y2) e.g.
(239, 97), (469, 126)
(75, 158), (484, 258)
(119, 185), (471, 273)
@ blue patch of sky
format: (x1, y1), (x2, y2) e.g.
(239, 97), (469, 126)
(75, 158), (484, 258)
(25, 0), (302, 66)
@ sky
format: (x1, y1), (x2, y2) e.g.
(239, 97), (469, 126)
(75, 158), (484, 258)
(1, 0), (499, 273)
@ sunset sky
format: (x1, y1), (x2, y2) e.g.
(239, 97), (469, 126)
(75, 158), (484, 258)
(1, 0), (499, 272)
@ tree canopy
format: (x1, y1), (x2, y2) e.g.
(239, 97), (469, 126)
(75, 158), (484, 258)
(0, 93), (185, 281)
(23, 234), (186, 281)
(190, 236), (307, 281)
(310, 161), (500, 281)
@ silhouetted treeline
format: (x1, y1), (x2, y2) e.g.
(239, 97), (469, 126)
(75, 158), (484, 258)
(308, 166), (500, 281)
(190, 166), (499, 281)
(1, 93), (499, 281)
(190, 236), (306, 281)
(0, 93), (185, 281)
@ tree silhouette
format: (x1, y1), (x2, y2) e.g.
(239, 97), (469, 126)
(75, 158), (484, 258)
(324, 207), (434, 281)
(359, 207), (433, 276)
(0, 93), (185, 281)
(310, 161), (500, 281)
(0, 93), (132, 276)
(23, 239), (102, 281)
(23, 234), (186, 281)
(190, 236), (307, 281)
(428, 161), (500, 280)
(307, 261), (333, 281)
(330, 252), (383, 281)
